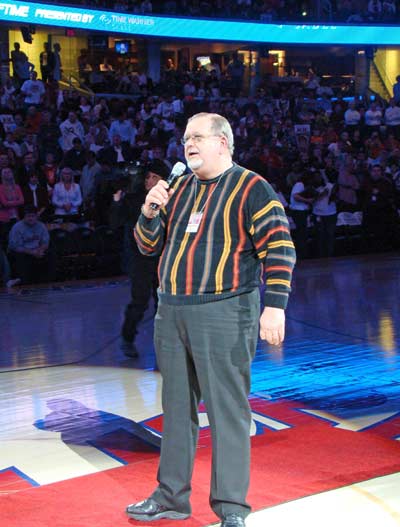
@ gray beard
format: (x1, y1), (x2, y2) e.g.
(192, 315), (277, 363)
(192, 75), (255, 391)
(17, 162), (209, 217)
(187, 158), (203, 170)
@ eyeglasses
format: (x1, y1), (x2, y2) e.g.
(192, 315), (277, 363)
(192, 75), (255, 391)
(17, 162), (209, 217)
(180, 134), (221, 146)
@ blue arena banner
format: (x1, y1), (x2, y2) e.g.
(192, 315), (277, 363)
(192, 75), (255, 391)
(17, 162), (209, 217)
(1, 1), (400, 45)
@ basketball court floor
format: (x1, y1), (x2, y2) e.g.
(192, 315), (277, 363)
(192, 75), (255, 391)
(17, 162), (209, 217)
(1, 253), (400, 526)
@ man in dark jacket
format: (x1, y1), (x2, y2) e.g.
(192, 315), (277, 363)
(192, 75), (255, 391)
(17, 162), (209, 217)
(21, 172), (51, 221)
(109, 159), (170, 356)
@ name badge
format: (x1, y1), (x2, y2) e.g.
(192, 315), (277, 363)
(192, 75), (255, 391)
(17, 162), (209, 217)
(186, 212), (203, 233)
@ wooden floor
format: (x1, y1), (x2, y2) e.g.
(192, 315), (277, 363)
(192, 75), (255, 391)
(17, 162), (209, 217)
(1, 253), (400, 526)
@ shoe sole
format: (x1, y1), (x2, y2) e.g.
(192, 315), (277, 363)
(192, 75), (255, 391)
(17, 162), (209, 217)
(126, 510), (190, 521)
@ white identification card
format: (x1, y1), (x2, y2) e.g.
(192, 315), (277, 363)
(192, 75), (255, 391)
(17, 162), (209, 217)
(186, 212), (203, 233)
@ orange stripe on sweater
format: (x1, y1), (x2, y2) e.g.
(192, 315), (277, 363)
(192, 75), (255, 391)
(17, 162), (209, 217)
(255, 226), (290, 249)
(233, 177), (257, 290)
(185, 185), (214, 295)
(158, 175), (193, 285)
(264, 265), (293, 273)
(134, 230), (157, 253)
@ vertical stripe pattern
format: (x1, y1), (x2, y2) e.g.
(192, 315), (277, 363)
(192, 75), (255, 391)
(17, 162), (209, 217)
(134, 164), (296, 309)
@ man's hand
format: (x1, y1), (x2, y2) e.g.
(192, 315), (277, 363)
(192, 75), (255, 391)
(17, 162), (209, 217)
(142, 180), (173, 218)
(259, 306), (285, 346)
(113, 189), (124, 202)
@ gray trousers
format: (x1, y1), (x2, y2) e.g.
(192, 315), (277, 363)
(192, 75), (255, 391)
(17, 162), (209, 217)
(151, 289), (259, 519)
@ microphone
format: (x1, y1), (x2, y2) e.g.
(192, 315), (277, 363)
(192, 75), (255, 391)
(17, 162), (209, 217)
(150, 161), (186, 210)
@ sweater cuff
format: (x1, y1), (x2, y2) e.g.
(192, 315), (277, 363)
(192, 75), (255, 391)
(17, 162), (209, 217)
(264, 291), (289, 310)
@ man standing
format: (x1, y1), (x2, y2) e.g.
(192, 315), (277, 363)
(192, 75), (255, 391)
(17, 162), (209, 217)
(52, 43), (62, 82)
(20, 71), (45, 108)
(127, 113), (296, 527)
(110, 159), (170, 357)
(39, 42), (55, 83)
(10, 42), (28, 87)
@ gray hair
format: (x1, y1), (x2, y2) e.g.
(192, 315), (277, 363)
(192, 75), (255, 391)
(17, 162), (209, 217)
(188, 112), (234, 155)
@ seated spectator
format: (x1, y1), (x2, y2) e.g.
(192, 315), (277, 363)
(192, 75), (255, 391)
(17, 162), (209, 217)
(8, 205), (53, 285)
(17, 152), (39, 186)
(141, 0), (153, 13)
(361, 164), (398, 249)
(59, 111), (85, 152)
(367, 0), (382, 20)
(337, 154), (360, 211)
(93, 156), (119, 226)
(25, 105), (42, 134)
(108, 111), (137, 145)
(99, 57), (114, 73)
(80, 150), (101, 216)
(289, 171), (316, 259)
(38, 110), (61, 160)
(20, 132), (39, 160)
(93, 97), (110, 121)
(40, 152), (59, 195)
(3, 132), (22, 159)
(382, 0), (396, 20)
(116, 70), (132, 94)
(52, 166), (82, 219)
(365, 102), (383, 132)
(98, 134), (133, 167)
(351, 129), (364, 152)
(0, 167), (24, 247)
(156, 95), (175, 120)
(6, 112), (24, 141)
(61, 137), (86, 181)
(384, 98), (400, 138)
(0, 152), (11, 173)
(86, 122), (110, 155)
(165, 143), (183, 168)
(21, 172), (51, 221)
(79, 95), (92, 116)
(344, 101), (361, 130)
(365, 131), (384, 165)
(1, 77), (16, 109)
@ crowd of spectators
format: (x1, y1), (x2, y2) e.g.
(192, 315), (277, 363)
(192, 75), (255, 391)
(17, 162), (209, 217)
(1, 41), (400, 288)
(33, 0), (400, 24)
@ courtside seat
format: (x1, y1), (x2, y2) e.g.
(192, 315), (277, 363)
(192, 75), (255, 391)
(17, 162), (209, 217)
(70, 227), (100, 278)
(94, 225), (122, 276)
(49, 228), (79, 280)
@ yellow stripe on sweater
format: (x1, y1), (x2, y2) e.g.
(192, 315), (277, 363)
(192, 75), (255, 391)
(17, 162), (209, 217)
(252, 200), (284, 222)
(267, 240), (295, 250)
(136, 223), (160, 247)
(266, 279), (291, 287)
(215, 170), (249, 293)
(170, 185), (206, 294)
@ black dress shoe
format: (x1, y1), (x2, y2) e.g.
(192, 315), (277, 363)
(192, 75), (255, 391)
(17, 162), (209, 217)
(120, 339), (138, 358)
(221, 514), (246, 527)
(125, 497), (190, 521)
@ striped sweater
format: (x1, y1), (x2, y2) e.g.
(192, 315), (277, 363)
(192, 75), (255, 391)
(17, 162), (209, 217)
(134, 163), (296, 309)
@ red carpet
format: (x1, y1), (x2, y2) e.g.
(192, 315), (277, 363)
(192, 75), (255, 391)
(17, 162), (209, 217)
(1, 422), (400, 527)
